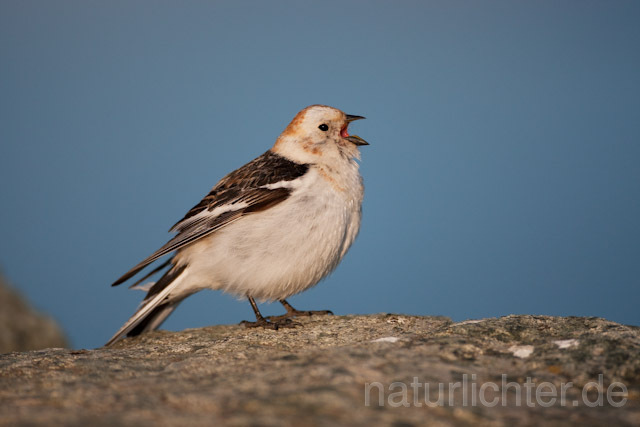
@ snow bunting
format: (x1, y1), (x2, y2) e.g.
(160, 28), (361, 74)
(106, 105), (368, 346)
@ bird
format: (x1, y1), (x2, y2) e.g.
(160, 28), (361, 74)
(105, 105), (369, 346)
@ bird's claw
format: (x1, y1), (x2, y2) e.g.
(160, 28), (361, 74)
(266, 309), (333, 322)
(240, 317), (298, 330)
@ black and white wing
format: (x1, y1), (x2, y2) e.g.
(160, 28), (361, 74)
(111, 150), (309, 286)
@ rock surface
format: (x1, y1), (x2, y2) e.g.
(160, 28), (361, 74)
(0, 314), (638, 426)
(0, 275), (67, 353)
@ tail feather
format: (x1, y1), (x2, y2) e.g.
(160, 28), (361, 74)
(105, 264), (187, 347)
(126, 302), (180, 337)
(128, 258), (172, 289)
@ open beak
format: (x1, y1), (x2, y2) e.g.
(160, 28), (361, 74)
(346, 114), (366, 122)
(345, 135), (369, 146)
(343, 114), (369, 146)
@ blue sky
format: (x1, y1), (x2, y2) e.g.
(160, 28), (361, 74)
(1, 1), (639, 349)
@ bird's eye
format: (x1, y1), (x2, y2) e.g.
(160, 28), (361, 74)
(318, 124), (329, 131)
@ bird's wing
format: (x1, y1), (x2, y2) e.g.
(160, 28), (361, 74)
(111, 150), (310, 286)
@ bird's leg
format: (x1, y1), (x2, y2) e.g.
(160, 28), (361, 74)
(266, 299), (333, 321)
(240, 296), (296, 330)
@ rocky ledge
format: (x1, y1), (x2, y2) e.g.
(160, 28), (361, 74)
(0, 314), (639, 426)
(0, 276), (67, 353)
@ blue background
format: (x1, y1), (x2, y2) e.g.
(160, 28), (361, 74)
(1, 1), (639, 349)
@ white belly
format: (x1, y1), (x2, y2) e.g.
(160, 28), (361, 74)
(173, 167), (363, 301)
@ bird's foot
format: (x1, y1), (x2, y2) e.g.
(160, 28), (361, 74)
(240, 317), (297, 330)
(266, 309), (333, 322)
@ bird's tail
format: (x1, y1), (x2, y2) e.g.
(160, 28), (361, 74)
(105, 264), (187, 347)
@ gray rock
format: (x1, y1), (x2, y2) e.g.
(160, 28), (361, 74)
(0, 275), (67, 353)
(0, 314), (638, 426)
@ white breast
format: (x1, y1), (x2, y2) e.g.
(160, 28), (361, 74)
(174, 162), (364, 301)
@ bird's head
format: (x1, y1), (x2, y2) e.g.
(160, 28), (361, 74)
(273, 105), (368, 164)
